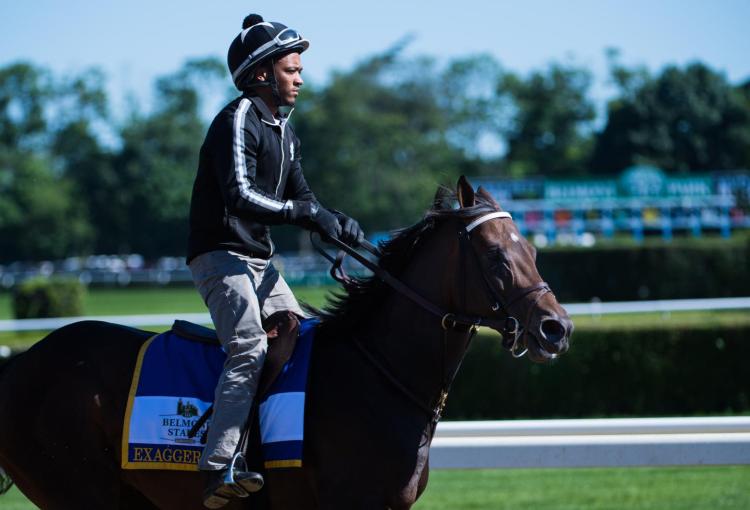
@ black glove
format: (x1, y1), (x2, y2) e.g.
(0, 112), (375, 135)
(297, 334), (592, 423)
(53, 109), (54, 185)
(332, 210), (365, 247)
(310, 205), (341, 241)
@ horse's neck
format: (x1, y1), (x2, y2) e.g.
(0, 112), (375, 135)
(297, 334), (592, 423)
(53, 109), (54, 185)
(361, 264), (463, 414)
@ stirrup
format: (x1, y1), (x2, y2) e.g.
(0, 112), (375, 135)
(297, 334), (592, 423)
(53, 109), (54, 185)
(202, 453), (265, 509)
(226, 453), (264, 496)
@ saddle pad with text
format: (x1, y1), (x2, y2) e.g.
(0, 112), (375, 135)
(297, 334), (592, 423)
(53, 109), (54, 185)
(121, 320), (315, 471)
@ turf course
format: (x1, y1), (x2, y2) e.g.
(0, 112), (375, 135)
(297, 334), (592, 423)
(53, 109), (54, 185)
(0, 285), (333, 320)
(2, 466), (748, 509)
(414, 466), (750, 509)
(0, 286), (333, 349)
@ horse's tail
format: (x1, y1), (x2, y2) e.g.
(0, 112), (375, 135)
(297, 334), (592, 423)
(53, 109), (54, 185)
(0, 352), (18, 495)
(0, 466), (12, 495)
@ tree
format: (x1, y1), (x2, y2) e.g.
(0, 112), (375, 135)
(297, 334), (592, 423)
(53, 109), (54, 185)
(496, 62), (596, 178)
(0, 148), (92, 262)
(0, 63), (92, 262)
(112, 57), (226, 256)
(591, 61), (750, 173)
(430, 53), (507, 161)
(47, 67), (125, 254)
(294, 46), (474, 235)
(0, 62), (49, 151)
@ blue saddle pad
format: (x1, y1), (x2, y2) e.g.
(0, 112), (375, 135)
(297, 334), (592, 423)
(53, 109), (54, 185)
(121, 319), (316, 471)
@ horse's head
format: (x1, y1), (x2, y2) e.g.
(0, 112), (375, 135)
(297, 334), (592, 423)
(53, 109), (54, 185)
(429, 176), (572, 363)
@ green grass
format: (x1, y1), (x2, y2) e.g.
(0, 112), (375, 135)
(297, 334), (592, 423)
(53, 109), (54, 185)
(0, 285), (337, 349)
(0, 285), (335, 320)
(569, 309), (750, 331)
(2, 486), (35, 510)
(413, 466), (750, 509)
(3, 466), (749, 509)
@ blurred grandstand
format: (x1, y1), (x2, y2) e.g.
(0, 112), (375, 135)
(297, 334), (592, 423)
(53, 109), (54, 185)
(474, 166), (749, 246)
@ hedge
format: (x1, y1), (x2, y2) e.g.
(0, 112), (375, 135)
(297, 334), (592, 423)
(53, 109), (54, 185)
(12, 277), (85, 319)
(536, 237), (750, 301)
(445, 324), (750, 420)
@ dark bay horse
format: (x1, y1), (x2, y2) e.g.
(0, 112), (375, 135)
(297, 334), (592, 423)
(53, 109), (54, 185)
(0, 177), (571, 509)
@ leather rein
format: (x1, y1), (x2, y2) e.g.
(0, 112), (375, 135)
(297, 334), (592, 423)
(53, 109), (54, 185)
(312, 211), (551, 424)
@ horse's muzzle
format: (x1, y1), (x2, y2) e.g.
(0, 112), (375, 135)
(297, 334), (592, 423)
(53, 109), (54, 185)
(538, 316), (572, 355)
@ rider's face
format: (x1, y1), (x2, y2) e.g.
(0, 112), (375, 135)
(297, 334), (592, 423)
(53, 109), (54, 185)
(273, 52), (304, 107)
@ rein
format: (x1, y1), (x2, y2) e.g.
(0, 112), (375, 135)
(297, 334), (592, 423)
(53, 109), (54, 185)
(311, 211), (551, 424)
(312, 212), (550, 347)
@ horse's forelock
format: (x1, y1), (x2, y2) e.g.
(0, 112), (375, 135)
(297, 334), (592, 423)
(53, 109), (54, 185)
(427, 186), (499, 219)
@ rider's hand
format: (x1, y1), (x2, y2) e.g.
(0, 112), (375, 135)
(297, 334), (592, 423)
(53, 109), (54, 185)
(311, 205), (342, 241)
(332, 210), (364, 247)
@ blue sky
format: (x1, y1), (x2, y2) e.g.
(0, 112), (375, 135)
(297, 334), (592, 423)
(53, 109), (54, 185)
(2, 0), (749, 117)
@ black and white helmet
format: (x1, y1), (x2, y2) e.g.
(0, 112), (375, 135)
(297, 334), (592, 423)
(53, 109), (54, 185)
(227, 14), (309, 90)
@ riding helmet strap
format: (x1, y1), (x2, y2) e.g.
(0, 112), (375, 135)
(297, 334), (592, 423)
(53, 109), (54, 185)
(267, 58), (285, 106)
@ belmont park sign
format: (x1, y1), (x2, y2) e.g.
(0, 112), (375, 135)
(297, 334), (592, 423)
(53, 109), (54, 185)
(472, 165), (744, 206)
(544, 166), (714, 201)
(469, 166), (749, 240)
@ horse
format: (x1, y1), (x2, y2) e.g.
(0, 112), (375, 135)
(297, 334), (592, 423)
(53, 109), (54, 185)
(0, 176), (572, 509)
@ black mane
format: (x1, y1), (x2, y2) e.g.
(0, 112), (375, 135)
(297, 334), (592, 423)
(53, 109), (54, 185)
(310, 187), (500, 338)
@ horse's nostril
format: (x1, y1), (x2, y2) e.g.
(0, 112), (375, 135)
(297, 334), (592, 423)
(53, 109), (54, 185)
(540, 319), (566, 344)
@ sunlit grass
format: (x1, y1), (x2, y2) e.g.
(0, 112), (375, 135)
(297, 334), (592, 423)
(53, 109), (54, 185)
(414, 466), (750, 510)
(0, 285), (336, 320)
(568, 309), (750, 331)
(0, 285), (337, 349)
(4, 466), (749, 509)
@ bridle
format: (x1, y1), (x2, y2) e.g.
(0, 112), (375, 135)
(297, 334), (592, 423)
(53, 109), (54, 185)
(314, 211), (551, 357)
(312, 210), (552, 425)
(457, 211), (552, 358)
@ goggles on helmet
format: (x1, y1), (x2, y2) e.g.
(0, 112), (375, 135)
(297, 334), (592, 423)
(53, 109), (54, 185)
(232, 27), (307, 83)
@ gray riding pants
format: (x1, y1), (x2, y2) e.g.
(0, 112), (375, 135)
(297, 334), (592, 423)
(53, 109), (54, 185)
(188, 250), (304, 471)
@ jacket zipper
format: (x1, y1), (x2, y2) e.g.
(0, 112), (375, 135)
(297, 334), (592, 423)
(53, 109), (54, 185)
(276, 118), (286, 197)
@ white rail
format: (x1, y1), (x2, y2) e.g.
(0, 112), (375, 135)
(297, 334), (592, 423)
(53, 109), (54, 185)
(435, 416), (750, 436)
(1, 297), (749, 332)
(0, 313), (212, 332)
(563, 296), (750, 315)
(430, 417), (750, 468)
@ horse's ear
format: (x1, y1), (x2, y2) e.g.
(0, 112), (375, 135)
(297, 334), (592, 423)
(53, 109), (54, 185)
(456, 175), (475, 208)
(433, 186), (453, 210)
(477, 186), (501, 209)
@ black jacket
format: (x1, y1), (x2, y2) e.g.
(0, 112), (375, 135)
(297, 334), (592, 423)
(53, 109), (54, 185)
(187, 95), (319, 263)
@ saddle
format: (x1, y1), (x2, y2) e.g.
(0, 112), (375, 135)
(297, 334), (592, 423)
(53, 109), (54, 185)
(175, 311), (301, 441)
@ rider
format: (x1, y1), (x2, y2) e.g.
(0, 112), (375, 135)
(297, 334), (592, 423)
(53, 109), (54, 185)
(186, 13), (363, 509)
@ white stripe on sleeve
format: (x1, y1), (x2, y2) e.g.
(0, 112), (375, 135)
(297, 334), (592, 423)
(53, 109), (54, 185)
(233, 98), (292, 212)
